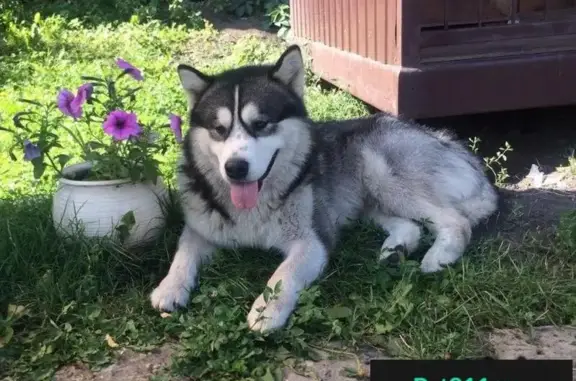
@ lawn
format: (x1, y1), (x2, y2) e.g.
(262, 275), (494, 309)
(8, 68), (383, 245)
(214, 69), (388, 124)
(1, 2), (576, 381)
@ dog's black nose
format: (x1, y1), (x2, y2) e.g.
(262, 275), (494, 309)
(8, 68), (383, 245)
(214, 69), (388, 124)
(225, 158), (250, 180)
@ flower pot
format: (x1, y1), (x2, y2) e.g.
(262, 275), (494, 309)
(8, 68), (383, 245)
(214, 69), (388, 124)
(52, 162), (168, 248)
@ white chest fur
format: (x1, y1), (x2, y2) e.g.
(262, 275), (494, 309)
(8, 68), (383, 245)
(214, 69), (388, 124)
(180, 186), (315, 251)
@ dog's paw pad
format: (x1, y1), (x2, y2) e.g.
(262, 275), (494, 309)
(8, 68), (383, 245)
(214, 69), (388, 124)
(379, 245), (407, 265)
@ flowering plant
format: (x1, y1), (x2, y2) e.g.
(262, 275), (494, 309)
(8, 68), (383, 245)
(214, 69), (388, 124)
(0, 58), (183, 184)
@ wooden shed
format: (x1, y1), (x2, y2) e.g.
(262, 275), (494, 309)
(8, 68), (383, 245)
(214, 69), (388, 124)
(290, 0), (576, 119)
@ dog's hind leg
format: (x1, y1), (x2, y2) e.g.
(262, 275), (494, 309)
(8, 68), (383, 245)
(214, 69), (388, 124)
(150, 226), (215, 311)
(369, 213), (422, 261)
(418, 207), (472, 273)
(361, 148), (475, 272)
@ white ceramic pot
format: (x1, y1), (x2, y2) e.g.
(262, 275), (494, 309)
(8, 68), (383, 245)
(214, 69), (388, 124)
(52, 162), (168, 248)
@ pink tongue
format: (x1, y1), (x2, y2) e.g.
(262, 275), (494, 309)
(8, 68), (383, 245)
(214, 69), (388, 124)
(230, 182), (259, 209)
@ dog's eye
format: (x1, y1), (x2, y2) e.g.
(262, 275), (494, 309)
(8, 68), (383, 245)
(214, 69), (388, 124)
(214, 126), (227, 136)
(252, 120), (268, 131)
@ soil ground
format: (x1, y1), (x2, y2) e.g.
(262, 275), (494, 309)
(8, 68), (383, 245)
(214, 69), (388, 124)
(53, 16), (576, 381)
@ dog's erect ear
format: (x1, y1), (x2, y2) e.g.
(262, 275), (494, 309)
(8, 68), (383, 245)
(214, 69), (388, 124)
(270, 45), (305, 99)
(177, 64), (212, 109)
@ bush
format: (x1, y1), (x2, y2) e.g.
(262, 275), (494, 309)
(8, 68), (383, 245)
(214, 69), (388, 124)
(0, 0), (206, 56)
(0, 0), (291, 52)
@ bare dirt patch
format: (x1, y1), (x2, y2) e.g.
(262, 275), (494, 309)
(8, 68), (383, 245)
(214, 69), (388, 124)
(488, 326), (576, 380)
(53, 343), (385, 381)
(284, 345), (386, 381)
(488, 326), (576, 360)
(201, 12), (277, 39)
(54, 345), (184, 381)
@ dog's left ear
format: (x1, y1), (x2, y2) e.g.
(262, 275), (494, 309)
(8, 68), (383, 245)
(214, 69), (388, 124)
(270, 45), (305, 99)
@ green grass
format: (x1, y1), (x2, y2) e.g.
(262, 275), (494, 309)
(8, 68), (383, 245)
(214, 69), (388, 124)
(1, 6), (576, 381)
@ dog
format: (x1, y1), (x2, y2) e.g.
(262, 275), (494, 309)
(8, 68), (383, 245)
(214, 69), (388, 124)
(150, 45), (498, 332)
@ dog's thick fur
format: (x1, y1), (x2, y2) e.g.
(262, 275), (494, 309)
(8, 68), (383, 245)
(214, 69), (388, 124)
(150, 45), (498, 332)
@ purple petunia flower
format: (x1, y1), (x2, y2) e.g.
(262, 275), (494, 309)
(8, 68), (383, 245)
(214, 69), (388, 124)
(115, 58), (143, 81)
(23, 139), (41, 161)
(67, 83), (93, 116)
(102, 110), (142, 141)
(169, 113), (182, 143)
(75, 83), (93, 104)
(57, 89), (83, 119)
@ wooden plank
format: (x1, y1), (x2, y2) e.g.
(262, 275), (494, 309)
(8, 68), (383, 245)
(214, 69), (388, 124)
(421, 18), (576, 48)
(421, 33), (576, 62)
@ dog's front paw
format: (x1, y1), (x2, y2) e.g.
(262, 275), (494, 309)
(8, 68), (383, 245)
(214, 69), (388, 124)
(246, 293), (297, 333)
(420, 246), (462, 273)
(420, 258), (446, 273)
(420, 251), (458, 273)
(150, 276), (192, 312)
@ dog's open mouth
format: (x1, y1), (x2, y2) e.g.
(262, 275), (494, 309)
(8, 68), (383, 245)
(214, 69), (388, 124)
(229, 150), (279, 209)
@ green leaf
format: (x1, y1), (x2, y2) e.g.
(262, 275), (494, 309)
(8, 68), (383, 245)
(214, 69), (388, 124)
(56, 154), (71, 168)
(263, 287), (271, 303)
(0, 326), (14, 348)
(142, 161), (159, 183)
(7, 304), (28, 319)
(44, 132), (60, 141)
(436, 295), (452, 307)
(325, 306), (353, 319)
(0, 126), (14, 133)
(80, 76), (106, 83)
(85, 151), (102, 162)
(260, 367), (276, 381)
(123, 87), (142, 98)
(86, 305), (102, 320)
(85, 141), (106, 150)
(120, 210), (136, 228)
(290, 327), (304, 337)
(12, 112), (34, 131)
(128, 149), (144, 159)
(273, 280), (282, 294)
(115, 224), (130, 244)
(32, 159), (46, 179)
(17, 98), (43, 107)
(116, 211), (136, 243)
(374, 322), (394, 334)
(129, 167), (141, 182)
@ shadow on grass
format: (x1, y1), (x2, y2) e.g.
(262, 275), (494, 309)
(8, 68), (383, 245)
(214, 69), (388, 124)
(473, 187), (576, 245)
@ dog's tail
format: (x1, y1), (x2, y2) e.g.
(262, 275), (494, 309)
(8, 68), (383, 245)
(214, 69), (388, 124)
(471, 186), (514, 240)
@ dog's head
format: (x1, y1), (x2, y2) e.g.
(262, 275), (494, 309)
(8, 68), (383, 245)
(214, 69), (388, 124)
(177, 45), (310, 210)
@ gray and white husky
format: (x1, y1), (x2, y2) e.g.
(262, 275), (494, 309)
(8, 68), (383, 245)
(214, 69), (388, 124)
(150, 45), (498, 332)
